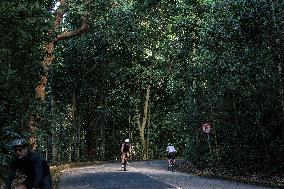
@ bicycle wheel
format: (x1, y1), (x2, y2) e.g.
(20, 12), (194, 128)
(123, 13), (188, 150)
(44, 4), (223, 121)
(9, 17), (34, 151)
(170, 159), (174, 172)
(124, 157), (127, 171)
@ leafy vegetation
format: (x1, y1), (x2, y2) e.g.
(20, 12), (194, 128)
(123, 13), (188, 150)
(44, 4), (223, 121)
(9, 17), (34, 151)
(0, 0), (283, 187)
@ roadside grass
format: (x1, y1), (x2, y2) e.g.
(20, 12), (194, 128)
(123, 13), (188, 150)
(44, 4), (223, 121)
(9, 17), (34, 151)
(176, 161), (284, 189)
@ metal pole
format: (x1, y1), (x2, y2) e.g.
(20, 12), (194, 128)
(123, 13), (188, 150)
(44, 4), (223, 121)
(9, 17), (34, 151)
(207, 133), (211, 154)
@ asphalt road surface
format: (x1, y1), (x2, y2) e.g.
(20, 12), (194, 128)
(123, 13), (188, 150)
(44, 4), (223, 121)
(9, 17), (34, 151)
(58, 160), (277, 189)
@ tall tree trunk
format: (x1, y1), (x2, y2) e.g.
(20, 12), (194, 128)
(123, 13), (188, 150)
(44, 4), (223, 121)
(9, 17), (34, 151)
(146, 103), (151, 159)
(100, 113), (106, 160)
(30, 0), (89, 149)
(71, 80), (81, 161)
(50, 96), (59, 163)
(137, 85), (151, 160)
(210, 106), (219, 162)
(35, 0), (89, 101)
(232, 94), (239, 126)
(277, 50), (284, 139)
(75, 116), (81, 161)
(270, 0), (284, 139)
(96, 99), (106, 160)
(278, 62), (284, 139)
(86, 109), (96, 161)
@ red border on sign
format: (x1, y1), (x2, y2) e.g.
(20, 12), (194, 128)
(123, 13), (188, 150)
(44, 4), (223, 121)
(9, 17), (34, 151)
(202, 123), (211, 133)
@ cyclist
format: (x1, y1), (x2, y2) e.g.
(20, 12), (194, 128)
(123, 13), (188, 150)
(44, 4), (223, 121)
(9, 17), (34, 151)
(121, 139), (131, 168)
(5, 139), (52, 189)
(166, 143), (177, 168)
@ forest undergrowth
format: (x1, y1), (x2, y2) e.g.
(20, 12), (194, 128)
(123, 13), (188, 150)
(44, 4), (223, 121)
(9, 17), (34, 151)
(176, 161), (284, 188)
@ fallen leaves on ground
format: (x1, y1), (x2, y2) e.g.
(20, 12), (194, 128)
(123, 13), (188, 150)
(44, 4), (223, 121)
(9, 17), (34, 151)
(176, 160), (284, 188)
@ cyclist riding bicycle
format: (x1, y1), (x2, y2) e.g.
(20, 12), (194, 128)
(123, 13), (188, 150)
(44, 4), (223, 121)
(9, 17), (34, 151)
(5, 139), (52, 189)
(121, 139), (131, 168)
(166, 143), (177, 168)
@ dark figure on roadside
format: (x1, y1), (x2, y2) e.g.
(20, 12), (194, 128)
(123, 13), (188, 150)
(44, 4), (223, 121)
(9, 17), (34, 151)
(166, 143), (177, 168)
(5, 139), (52, 189)
(121, 139), (132, 168)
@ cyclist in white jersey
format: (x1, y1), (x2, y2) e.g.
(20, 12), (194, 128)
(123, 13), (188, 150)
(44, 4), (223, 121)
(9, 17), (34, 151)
(166, 143), (177, 167)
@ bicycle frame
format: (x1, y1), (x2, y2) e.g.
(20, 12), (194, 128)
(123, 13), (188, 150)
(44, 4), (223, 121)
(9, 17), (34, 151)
(123, 152), (128, 171)
(168, 153), (175, 172)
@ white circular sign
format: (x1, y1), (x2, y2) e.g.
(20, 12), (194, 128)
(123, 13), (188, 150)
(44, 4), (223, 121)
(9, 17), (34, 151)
(202, 123), (211, 133)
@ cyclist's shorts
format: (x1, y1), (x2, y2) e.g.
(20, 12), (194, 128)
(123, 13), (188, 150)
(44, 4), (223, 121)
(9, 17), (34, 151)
(167, 152), (176, 159)
(122, 152), (130, 158)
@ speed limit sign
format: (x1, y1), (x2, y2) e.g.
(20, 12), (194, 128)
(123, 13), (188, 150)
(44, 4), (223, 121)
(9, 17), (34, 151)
(202, 123), (211, 133)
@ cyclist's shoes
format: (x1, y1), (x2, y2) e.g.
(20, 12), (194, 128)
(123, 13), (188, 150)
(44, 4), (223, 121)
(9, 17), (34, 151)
(122, 164), (124, 168)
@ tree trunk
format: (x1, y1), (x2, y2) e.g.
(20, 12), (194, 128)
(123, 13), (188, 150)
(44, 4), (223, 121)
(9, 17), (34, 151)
(278, 62), (284, 139)
(101, 113), (106, 160)
(146, 103), (151, 159)
(96, 99), (106, 160)
(71, 80), (81, 161)
(270, 0), (284, 139)
(35, 0), (89, 101)
(232, 94), (239, 126)
(75, 116), (81, 161)
(50, 96), (59, 163)
(86, 110), (96, 161)
(30, 0), (89, 150)
(210, 105), (219, 162)
(137, 85), (151, 160)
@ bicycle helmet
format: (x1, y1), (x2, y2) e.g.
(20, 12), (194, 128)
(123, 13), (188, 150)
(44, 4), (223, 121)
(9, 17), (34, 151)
(125, 139), (130, 143)
(11, 139), (27, 149)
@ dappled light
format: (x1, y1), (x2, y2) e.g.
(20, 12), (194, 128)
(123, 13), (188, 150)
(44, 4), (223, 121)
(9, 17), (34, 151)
(0, 0), (283, 188)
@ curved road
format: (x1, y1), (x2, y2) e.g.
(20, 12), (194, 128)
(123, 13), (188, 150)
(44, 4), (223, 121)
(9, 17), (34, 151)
(58, 160), (276, 189)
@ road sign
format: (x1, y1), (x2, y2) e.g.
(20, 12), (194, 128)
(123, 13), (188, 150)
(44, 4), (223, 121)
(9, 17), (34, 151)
(202, 123), (211, 133)
(202, 123), (212, 154)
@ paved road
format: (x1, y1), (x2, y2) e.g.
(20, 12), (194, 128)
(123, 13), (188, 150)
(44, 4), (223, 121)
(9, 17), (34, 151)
(58, 160), (277, 189)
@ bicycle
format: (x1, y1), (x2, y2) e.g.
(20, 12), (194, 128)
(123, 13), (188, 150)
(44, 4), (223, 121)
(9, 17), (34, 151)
(123, 152), (128, 171)
(168, 153), (175, 172)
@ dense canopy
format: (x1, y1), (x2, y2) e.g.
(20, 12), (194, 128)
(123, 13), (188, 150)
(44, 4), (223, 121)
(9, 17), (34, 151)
(1, 0), (283, 183)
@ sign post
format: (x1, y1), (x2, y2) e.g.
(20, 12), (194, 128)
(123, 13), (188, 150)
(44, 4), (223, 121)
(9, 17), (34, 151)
(202, 123), (212, 154)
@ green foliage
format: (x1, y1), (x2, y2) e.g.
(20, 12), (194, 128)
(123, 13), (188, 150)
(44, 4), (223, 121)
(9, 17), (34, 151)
(0, 0), (53, 182)
(183, 0), (284, 174)
(1, 0), (283, 184)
